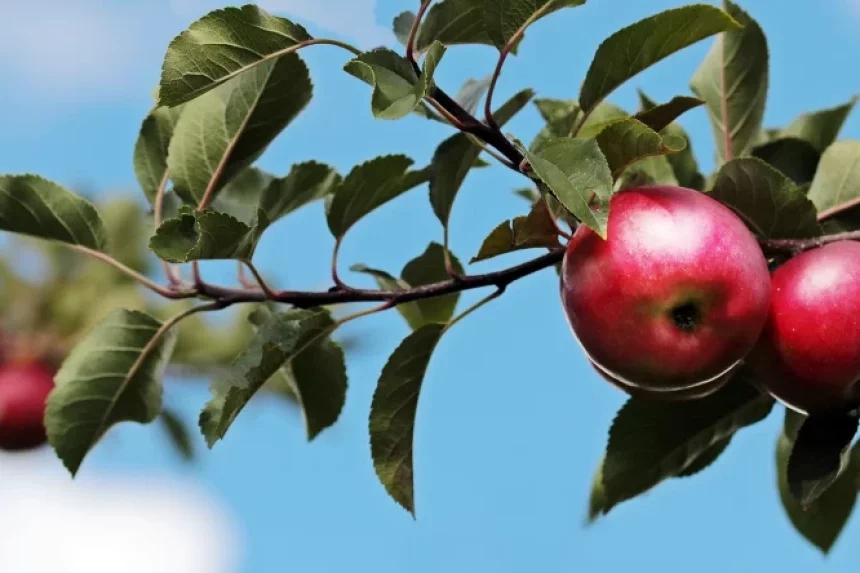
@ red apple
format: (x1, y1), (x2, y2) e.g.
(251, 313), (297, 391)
(748, 241), (860, 415)
(586, 357), (733, 401)
(560, 185), (771, 392)
(0, 360), (56, 451)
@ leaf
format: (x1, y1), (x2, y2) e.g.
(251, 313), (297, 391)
(593, 377), (773, 516)
(349, 265), (424, 328)
(211, 161), (341, 227)
(0, 174), (107, 250)
(593, 118), (687, 179)
(690, 0), (769, 163)
(429, 89), (534, 227)
(709, 157), (821, 239)
(45, 309), (179, 475)
(786, 412), (859, 507)
(470, 198), (561, 262)
(259, 161), (342, 221)
(326, 155), (415, 238)
(133, 105), (184, 204)
(416, 0), (497, 52)
(632, 96), (704, 133)
(484, 0), (586, 50)
(393, 11), (416, 46)
(401, 243), (464, 325)
(807, 141), (860, 215)
(200, 308), (336, 447)
(617, 155), (679, 189)
(159, 408), (195, 461)
(279, 335), (347, 440)
(158, 5), (312, 107)
(167, 52), (312, 206)
(454, 76), (493, 115)
(778, 416), (860, 553)
(674, 437), (732, 478)
(352, 244), (463, 331)
(580, 4), (740, 114)
(149, 205), (269, 263)
(751, 137), (821, 184)
(636, 90), (705, 189)
(370, 324), (446, 515)
(524, 137), (613, 237)
(345, 43), (446, 120)
(781, 97), (857, 152)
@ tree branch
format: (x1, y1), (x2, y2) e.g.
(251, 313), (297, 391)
(817, 197), (860, 222)
(758, 230), (860, 256)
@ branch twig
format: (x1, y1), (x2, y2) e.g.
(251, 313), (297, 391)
(758, 230), (860, 256)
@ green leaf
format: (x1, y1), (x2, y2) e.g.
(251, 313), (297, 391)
(159, 408), (195, 461)
(593, 118), (687, 179)
(690, 0), (769, 163)
(777, 416), (860, 553)
(354, 242), (465, 330)
(133, 105), (184, 205)
(417, 0), (500, 52)
(278, 335), (347, 440)
(781, 97), (857, 152)
(807, 141), (860, 216)
(636, 91), (705, 189)
(326, 155), (415, 238)
(149, 205), (269, 263)
(401, 243), (464, 325)
(580, 4), (740, 114)
(344, 43), (446, 120)
(349, 264), (424, 328)
(211, 161), (341, 227)
(45, 309), (179, 475)
(393, 11), (416, 46)
(200, 308), (336, 447)
(786, 413), (859, 507)
(0, 174), (107, 250)
(632, 96), (704, 133)
(454, 76), (493, 116)
(751, 137), (821, 184)
(158, 5), (312, 107)
(617, 155), (679, 189)
(592, 377), (773, 516)
(484, 0), (586, 50)
(370, 324), (446, 515)
(674, 437), (732, 478)
(260, 161), (341, 221)
(167, 52), (312, 206)
(470, 197), (561, 263)
(208, 167), (274, 223)
(429, 89), (534, 227)
(708, 157), (821, 239)
(524, 137), (613, 237)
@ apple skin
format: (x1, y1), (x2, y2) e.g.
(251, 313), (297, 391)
(586, 357), (734, 401)
(0, 360), (56, 451)
(560, 184), (771, 391)
(747, 241), (860, 415)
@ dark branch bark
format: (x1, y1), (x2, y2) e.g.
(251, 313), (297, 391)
(758, 230), (860, 256)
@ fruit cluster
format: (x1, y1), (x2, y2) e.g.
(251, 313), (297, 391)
(560, 184), (860, 416)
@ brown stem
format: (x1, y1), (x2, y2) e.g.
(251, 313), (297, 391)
(406, 1), (433, 65)
(484, 4), (551, 130)
(758, 230), (860, 256)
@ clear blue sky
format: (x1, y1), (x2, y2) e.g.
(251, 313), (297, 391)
(1, 1), (859, 571)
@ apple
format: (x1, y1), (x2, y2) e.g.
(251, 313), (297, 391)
(0, 360), (56, 451)
(586, 357), (733, 401)
(560, 184), (771, 393)
(748, 241), (860, 415)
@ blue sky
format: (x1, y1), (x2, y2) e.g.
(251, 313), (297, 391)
(1, 1), (859, 572)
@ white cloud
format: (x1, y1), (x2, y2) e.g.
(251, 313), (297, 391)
(0, 451), (242, 573)
(170, 0), (394, 49)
